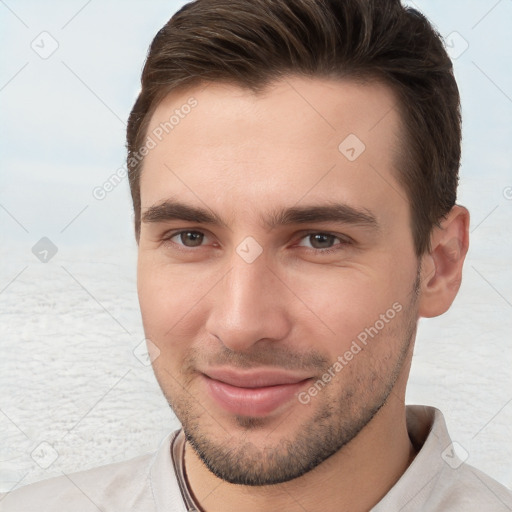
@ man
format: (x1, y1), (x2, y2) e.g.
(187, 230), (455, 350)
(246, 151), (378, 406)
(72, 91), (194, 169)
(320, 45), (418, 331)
(2, 0), (511, 510)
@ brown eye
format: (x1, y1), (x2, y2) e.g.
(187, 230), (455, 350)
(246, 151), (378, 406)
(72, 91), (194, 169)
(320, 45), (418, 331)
(174, 231), (204, 247)
(297, 233), (339, 250)
(308, 233), (336, 249)
(295, 232), (351, 254)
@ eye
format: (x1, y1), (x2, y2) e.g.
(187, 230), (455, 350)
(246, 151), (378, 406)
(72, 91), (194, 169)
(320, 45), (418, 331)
(167, 230), (207, 247)
(297, 232), (348, 251)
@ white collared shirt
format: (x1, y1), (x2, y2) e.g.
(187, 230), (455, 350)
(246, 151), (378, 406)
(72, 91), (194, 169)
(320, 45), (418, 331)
(1, 406), (511, 511)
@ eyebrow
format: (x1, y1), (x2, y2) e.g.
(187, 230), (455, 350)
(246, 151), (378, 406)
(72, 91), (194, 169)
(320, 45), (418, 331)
(141, 199), (379, 231)
(142, 199), (227, 227)
(264, 203), (378, 230)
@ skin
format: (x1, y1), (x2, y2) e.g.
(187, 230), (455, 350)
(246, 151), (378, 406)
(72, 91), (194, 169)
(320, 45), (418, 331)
(136, 76), (469, 512)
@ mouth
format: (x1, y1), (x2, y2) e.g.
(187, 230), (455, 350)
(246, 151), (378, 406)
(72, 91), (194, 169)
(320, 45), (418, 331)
(201, 368), (313, 417)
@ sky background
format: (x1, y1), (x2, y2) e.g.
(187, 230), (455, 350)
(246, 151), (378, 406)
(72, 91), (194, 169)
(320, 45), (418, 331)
(1, 0), (512, 496)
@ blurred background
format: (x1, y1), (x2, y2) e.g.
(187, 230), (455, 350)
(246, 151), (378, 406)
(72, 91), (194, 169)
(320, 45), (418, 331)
(1, 0), (511, 494)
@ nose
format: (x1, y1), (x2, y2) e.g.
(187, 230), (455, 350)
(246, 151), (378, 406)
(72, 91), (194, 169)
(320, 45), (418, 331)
(205, 252), (292, 352)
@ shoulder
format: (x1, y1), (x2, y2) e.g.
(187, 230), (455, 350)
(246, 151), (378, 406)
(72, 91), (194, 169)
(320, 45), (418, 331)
(0, 431), (184, 512)
(373, 406), (512, 511)
(0, 453), (155, 512)
(416, 406), (512, 511)
(429, 461), (512, 511)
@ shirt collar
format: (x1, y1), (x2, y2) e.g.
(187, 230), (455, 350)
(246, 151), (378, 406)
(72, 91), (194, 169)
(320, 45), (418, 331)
(372, 405), (453, 511)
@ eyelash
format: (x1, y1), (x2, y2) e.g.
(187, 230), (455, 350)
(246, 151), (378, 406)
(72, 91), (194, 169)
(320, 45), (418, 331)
(161, 230), (352, 255)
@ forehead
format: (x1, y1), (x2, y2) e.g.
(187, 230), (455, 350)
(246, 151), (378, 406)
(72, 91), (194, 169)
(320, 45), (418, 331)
(140, 76), (406, 224)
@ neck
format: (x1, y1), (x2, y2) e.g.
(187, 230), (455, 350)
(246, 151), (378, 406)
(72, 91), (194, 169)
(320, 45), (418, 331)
(184, 397), (417, 512)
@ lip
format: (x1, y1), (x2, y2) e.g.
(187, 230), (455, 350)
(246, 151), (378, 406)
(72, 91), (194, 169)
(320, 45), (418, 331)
(204, 367), (311, 388)
(201, 368), (312, 417)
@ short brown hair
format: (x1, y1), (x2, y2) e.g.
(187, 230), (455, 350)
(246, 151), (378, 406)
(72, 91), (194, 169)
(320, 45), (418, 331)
(126, 0), (461, 256)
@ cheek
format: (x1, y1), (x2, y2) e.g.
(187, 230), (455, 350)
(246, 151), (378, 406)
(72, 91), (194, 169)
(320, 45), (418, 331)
(137, 256), (208, 339)
(287, 264), (413, 357)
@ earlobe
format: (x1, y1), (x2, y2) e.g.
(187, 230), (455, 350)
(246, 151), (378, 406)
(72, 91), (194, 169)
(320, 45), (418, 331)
(417, 205), (470, 318)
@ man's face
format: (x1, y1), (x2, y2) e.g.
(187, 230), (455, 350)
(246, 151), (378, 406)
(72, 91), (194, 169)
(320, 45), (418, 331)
(137, 77), (420, 485)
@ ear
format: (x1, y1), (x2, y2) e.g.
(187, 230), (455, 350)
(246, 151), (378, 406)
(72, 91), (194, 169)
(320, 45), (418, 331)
(417, 205), (470, 318)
